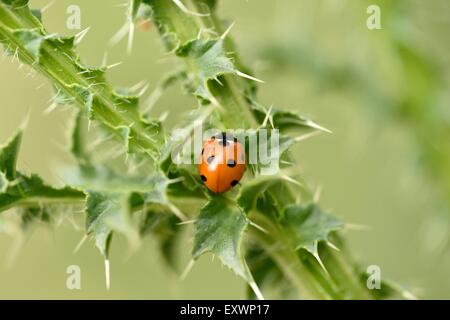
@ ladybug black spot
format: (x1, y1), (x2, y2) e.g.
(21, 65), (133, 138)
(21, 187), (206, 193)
(207, 156), (215, 164)
(230, 180), (239, 187)
(227, 159), (236, 168)
(201, 148), (204, 155)
(201, 175), (207, 182)
(233, 137), (238, 143)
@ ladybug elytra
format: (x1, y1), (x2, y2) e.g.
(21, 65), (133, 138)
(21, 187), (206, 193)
(198, 133), (246, 193)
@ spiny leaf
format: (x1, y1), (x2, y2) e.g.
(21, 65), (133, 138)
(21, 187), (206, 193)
(0, 173), (85, 213)
(250, 101), (329, 133)
(237, 176), (283, 214)
(0, 129), (21, 180)
(0, 130), (84, 214)
(70, 110), (89, 163)
(1, 0), (28, 8)
(85, 191), (136, 258)
(281, 204), (343, 255)
(68, 164), (167, 194)
(0, 2), (165, 161)
(176, 39), (236, 101)
(193, 197), (251, 281)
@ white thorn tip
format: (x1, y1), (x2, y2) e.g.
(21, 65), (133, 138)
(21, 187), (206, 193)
(249, 220), (269, 234)
(249, 281), (265, 300)
(106, 61), (123, 70)
(73, 234), (88, 254)
(236, 70), (265, 83)
(104, 259), (111, 290)
(221, 22), (235, 40)
(294, 131), (323, 143)
(74, 27), (91, 45)
(172, 0), (210, 17)
(181, 259), (195, 280)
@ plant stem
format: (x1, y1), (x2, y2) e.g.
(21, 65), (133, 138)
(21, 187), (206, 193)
(147, 0), (372, 299)
(0, 3), (163, 160)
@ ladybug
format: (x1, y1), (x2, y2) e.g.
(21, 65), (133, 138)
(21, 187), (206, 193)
(199, 133), (246, 193)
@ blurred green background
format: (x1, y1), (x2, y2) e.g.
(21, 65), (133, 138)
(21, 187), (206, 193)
(1, 0), (449, 299)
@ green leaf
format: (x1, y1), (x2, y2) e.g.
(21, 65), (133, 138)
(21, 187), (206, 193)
(70, 110), (89, 163)
(281, 204), (343, 255)
(0, 3), (166, 161)
(0, 130), (85, 214)
(193, 197), (251, 281)
(251, 102), (329, 133)
(68, 164), (168, 194)
(85, 191), (136, 257)
(176, 39), (237, 101)
(0, 173), (85, 213)
(1, 0), (28, 8)
(0, 130), (21, 180)
(237, 176), (283, 214)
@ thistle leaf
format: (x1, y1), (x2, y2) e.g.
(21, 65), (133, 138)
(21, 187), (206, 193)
(85, 191), (135, 257)
(193, 197), (252, 282)
(0, 2), (166, 161)
(281, 204), (343, 255)
(0, 129), (21, 180)
(0, 130), (85, 214)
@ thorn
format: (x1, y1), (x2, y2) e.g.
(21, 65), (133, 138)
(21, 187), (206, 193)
(181, 259), (195, 280)
(305, 120), (333, 134)
(177, 219), (197, 226)
(127, 22), (135, 55)
(138, 83), (150, 97)
(402, 289), (419, 300)
(158, 111), (169, 122)
(113, 2), (128, 8)
(74, 27), (91, 45)
(44, 102), (58, 115)
(130, 80), (147, 92)
(106, 61), (123, 70)
(172, 0), (210, 17)
(104, 259), (111, 290)
(41, 0), (55, 13)
(221, 22), (235, 40)
(344, 223), (370, 231)
(73, 234), (88, 254)
(102, 51), (108, 67)
(36, 83), (46, 92)
(167, 203), (188, 222)
(261, 105), (273, 128)
(236, 70), (265, 83)
(293, 130), (323, 143)
(249, 281), (265, 300)
(168, 177), (185, 184)
(311, 246), (330, 277)
(19, 109), (31, 131)
(109, 23), (129, 47)
(281, 175), (304, 187)
(313, 185), (322, 203)
(248, 220), (269, 234)
(326, 241), (340, 252)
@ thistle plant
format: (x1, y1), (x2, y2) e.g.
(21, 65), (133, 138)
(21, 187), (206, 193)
(0, 0), (408, 299)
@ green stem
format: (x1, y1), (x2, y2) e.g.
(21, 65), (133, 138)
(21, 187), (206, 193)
(0, 3), (163, 160)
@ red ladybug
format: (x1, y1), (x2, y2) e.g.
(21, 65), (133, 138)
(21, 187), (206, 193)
(199, 133), (246, 193)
